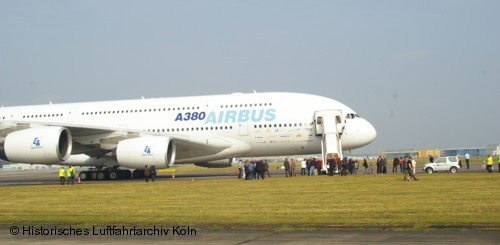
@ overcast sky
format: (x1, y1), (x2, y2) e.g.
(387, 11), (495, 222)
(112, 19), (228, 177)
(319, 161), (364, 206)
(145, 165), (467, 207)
(1, 0), (498, 154)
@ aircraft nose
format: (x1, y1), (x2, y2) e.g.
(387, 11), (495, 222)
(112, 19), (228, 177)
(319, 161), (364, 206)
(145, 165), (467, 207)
(360, 118), (377, 145)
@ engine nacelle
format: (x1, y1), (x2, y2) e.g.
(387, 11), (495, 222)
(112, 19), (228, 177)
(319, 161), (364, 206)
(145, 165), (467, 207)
(116, 136), (176, 169)
(194, 158), (234, 168)
(4, 126), (72, 164)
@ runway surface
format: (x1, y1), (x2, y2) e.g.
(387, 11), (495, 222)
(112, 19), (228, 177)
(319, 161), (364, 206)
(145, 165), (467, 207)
(0, 229), (498, 244)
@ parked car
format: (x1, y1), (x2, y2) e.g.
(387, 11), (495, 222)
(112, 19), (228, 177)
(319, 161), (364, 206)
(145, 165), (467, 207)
(423, 156), (460, 174)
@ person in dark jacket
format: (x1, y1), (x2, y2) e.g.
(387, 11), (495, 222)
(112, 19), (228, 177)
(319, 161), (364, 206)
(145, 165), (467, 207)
(150, 164), (156, 182)
(284, 158), (291, 177)
(144, 165), (150, 182)
(392, 157), (400, 173)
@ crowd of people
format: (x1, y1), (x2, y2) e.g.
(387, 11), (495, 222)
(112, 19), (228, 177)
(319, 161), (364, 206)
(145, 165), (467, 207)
(238, 160), (271, 180)
(143, 164), (157, 182)
(58, 165), (76, 185)
(236, 154), (427, 181)
(238, 155), (371, 180)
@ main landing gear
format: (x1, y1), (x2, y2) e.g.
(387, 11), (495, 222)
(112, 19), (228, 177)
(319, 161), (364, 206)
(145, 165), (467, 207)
(78, 167), (134, 181)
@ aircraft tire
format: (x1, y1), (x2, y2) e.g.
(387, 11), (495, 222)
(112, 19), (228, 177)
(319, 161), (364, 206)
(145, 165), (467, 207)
(109, 170), (118, 180)
(121, 170), (132, 179)
(79, 171), (89, 181)
(91, 171), (98, 180)
(133, 169), (144, 179)
(97, 171), (107, 180)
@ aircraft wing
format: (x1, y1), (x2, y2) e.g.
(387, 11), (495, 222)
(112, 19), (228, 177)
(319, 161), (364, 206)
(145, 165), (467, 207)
(0, 122), (238, 162)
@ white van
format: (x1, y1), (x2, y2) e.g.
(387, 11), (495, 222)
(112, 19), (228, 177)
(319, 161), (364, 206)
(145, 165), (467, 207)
(423, 156), (460, 174)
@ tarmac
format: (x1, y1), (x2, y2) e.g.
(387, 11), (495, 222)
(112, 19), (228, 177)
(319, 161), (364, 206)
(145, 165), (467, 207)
(0, 161), (490, 187)
(0, 229), (498, 244)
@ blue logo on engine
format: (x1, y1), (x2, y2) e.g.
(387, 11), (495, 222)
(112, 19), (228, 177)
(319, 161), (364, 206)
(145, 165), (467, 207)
(32, 137), (41, 148)
(144, 146), (151, 156)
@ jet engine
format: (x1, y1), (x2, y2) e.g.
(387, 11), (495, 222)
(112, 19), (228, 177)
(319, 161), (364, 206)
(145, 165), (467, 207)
(116, 136), (176, 169)
(4, 126), (72, 164)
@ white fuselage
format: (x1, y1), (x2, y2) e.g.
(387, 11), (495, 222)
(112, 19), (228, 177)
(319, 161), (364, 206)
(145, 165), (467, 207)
(0, 92), (376, 168)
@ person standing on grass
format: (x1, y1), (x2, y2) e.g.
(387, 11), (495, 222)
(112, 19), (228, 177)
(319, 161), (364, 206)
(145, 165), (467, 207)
(290, 159), (296, 177)
(382, 156), (388, 174)
(406, 156), (418, 181)
(486, 155), (493, 173)
(150, 164), (156, 182)
(497, 155), (500, 173)
(264, 160), (271, 178)
(306, 158), (312, 176)
(392, 157), (399, 173)
(300, 158), (307, 176)
(237, 160), (244, 179)
(246, 161), (254, 180)
(327, 156), (336, 176)
(465, 152), (470, 169)
(66, 165), (75, 185)
(403, 157), (409, 181)
(256, 160), (265, 180)
(310, 158), (317, 176)
(341, 156), (348, 176)
(284, 158), (291, 177)
(59, 166), (66, 185)
(144, 165), (150, 182)
(316, 159), (323, 176)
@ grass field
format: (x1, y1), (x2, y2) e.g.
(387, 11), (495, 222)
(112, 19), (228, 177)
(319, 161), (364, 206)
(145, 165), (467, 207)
(1, 171), (499, 231)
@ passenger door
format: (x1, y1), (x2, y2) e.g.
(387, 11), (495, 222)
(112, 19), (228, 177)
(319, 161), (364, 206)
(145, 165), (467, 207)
(435, 157), (447, 171)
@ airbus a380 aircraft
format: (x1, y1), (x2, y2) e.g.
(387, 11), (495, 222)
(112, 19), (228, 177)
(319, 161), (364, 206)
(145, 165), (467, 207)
(0, 92), (376, 180)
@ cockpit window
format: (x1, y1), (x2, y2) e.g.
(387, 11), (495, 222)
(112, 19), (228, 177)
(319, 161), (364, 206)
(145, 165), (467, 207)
(345, 113), (361, 119)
